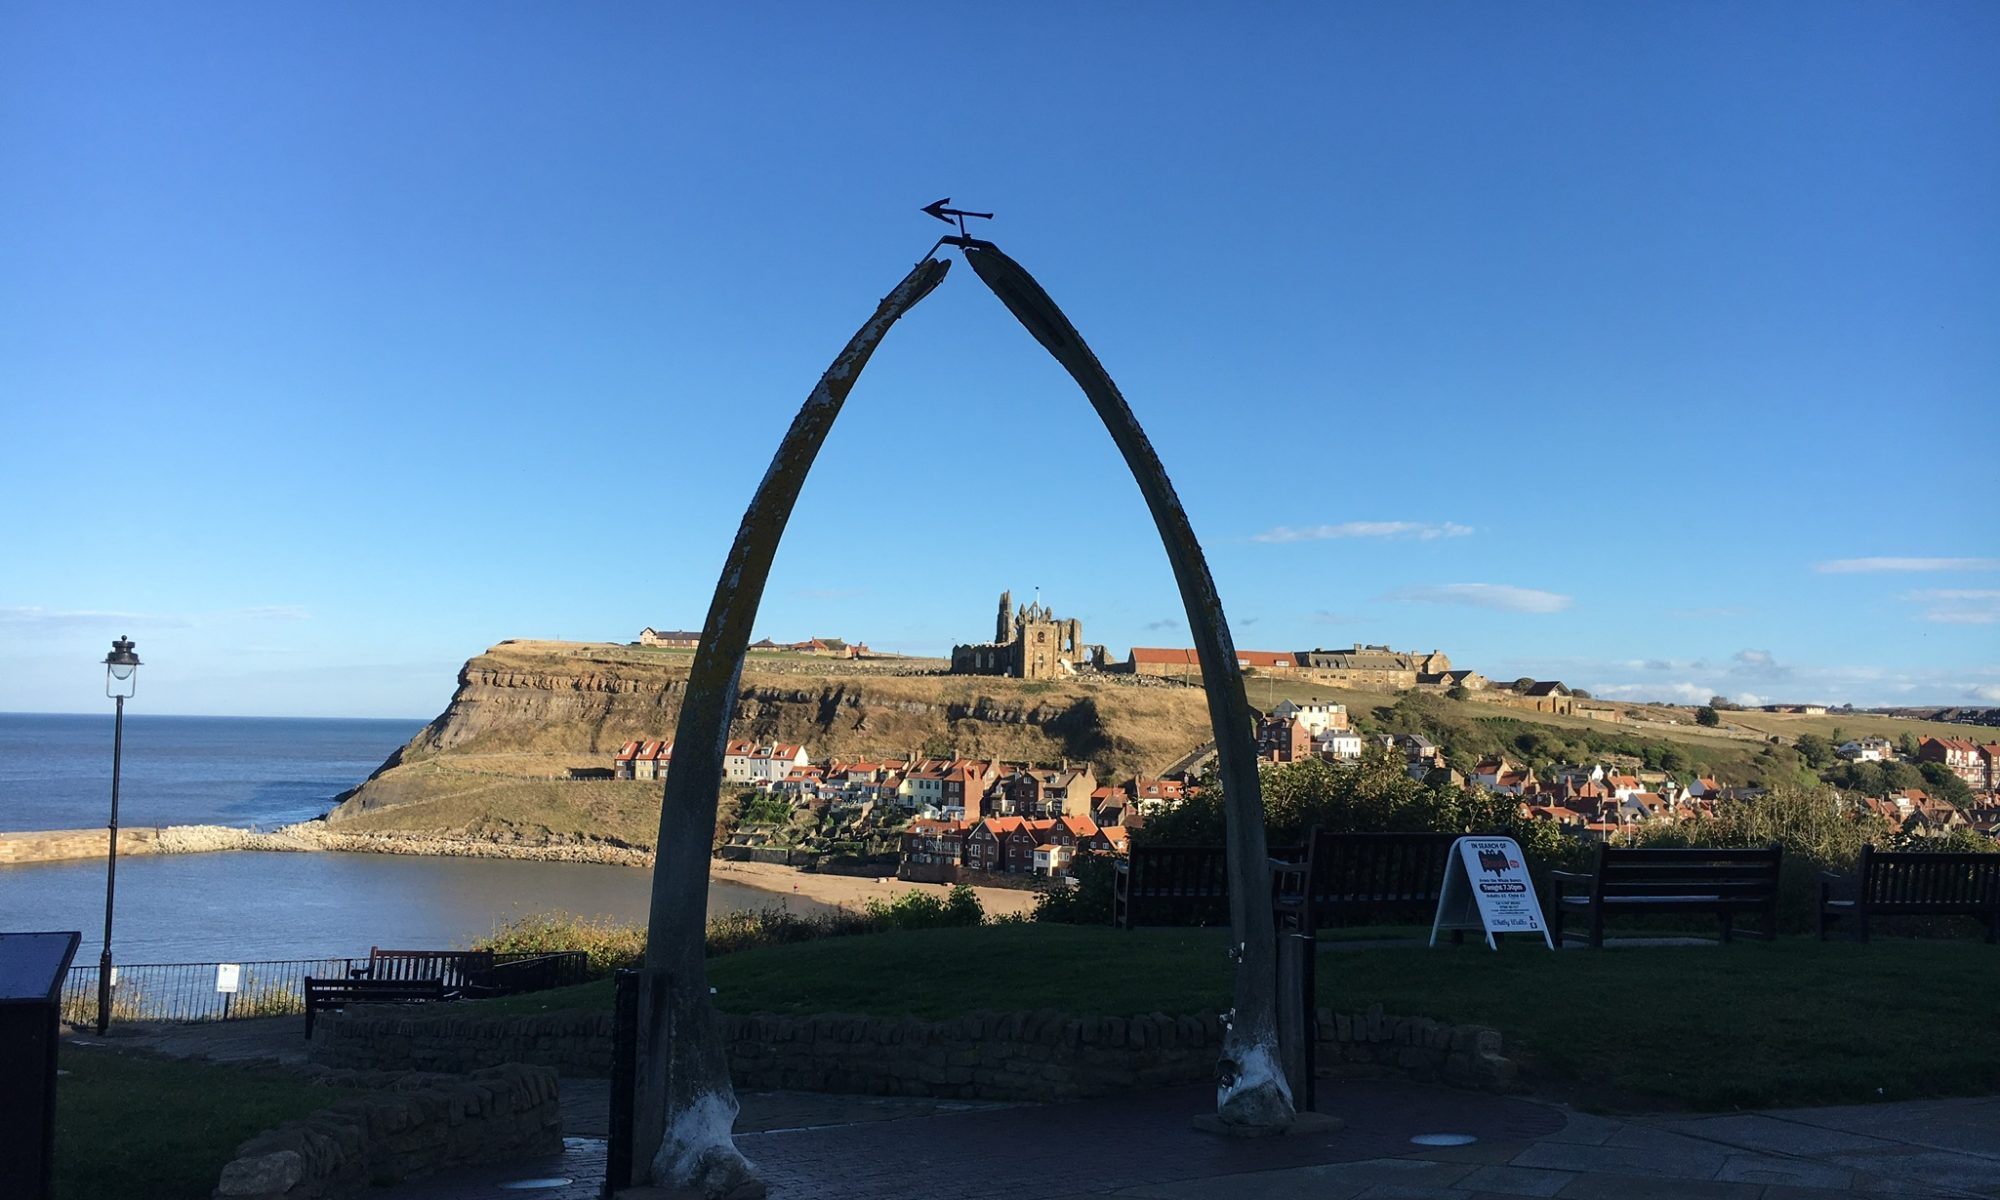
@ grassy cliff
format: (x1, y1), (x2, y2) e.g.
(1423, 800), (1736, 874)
(328, 640), (1221, 845)
(327, 640), (1969, 849)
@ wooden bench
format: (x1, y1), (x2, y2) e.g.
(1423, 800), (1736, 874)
(1276, 829), (1463, 933)
(303, 976), (447, 1038)
(1550, 843), (1782, 949)
(1112, 845), (1306, 929)
(348, 947), (495, 989)
(1819, 845), (2000, 943)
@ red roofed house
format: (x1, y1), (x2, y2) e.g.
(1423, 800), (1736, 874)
(633, 739), (674, 782)
(1919, 738), (1985, 790)
(1256, 716), (1314, 764)
(1127, 777), (1185, 814)
(723, 741), (757, 784)
(900, 818), (966, 883)
(612, 740), (642, 780)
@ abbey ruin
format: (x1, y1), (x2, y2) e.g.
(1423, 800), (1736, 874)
(951, 590), (1106, 680)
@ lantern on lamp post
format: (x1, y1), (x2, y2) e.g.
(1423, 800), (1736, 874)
(97, 636), (140, 1034)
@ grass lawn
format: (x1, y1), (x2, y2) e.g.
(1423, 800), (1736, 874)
(56, 1045), (331, 1200)
(467, 923), (2000, 1111)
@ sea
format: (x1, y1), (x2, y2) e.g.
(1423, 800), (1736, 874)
(0, 712), (802, 963)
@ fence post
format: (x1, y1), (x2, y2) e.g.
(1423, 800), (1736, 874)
(605, 969), (641, 1196)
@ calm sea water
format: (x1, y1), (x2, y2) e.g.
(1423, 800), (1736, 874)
(0, 712), (419, 833)
(0, 713), (802, 962)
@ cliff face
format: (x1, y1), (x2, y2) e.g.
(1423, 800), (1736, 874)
(330, 640), (1216, 832)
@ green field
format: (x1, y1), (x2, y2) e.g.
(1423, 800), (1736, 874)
(56, 1047), (329, 1200)
(466, 922), (2000, 1111)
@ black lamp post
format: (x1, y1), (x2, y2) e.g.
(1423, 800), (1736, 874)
(97, 636), (140, 1034)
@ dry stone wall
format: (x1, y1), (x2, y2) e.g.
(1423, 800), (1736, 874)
(211, 1064), (560, 1200)
(309, 1004), (1515, 1099)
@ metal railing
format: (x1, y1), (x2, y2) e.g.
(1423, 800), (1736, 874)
(60, 950), (591, 1025)
(62, 957), (357, 1025)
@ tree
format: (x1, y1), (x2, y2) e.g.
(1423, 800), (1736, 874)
(1916, 762), (1974, 808)
(1571, 689), (1593, 700)
(1659, 747), (1691, 775)
(1897, 732), (1921, 759)
(1708, 695), (1732, 711)
(1512, 677), (1536, 692)
(1794, 733), (1835, 769)
(1879, 760), (1923, 794)
(1446, 684), (1469, 702)
(1696, 706), (1721, 727)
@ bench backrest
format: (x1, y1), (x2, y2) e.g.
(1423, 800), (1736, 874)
(1858, 846), (2000, 912)
(1118, 844), (1306, 927)
(305, 976), (446, 1002)
(365, 948), (495, 987)
(1126, 846), (1229, 898)
(1591, 844), (1782, 900)
(1300, 830), (1460, 921)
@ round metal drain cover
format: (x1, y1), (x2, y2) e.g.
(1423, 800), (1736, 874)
(498, 1179), (574, 1191)
(1410, 1133), (1478, 1147)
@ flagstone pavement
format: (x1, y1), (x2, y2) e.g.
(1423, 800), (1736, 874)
(371, 1079), (2000, 1200)
(87, 1016), (2000, 1198)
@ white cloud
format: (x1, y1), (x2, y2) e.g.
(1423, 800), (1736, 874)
(1903, 589), (2000, 625)
(0, 606), (194, 630)
(1814, 557), (2000, 574)
(1733, 649), (1774, 667)
(1253, 521), (1472, 544)
(232, 605), (312, 621)
(1972, 685), (2000, 703)
(1384, 584), (1572, 614)
(1592, 681), (1716, 704)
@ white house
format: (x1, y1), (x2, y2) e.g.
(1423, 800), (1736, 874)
(1315, 729), (1364, 760)
(1837, 737), (1892, 762)
(1271, 700), (1349, 738)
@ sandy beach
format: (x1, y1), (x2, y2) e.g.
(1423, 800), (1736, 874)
(708, 857), (1040, 918)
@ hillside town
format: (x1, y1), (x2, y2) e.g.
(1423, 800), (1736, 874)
(611, 715), (2000, 885)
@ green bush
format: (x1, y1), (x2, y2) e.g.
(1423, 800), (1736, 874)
(477, 911), (648, 976)
(864, 883), (984, 930)
(1032, 852), (1118, 924)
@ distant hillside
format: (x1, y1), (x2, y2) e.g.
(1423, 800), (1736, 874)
(328, 640), (1222, 845)
(327, 640), (1970, 849)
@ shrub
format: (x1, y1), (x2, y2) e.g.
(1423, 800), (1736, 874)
(1032, 852), (1118, 924)
(478, 911), (647, 976)
(863, 884), (984, 931)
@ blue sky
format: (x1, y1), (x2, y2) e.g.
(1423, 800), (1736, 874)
(3, 3), (1995, 718)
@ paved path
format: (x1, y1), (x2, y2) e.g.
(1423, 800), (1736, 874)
(368, 1081), (2000, 1200)
(72, 1015), (2000, 1197)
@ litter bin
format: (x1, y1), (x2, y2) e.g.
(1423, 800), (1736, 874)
(0, 931), (82, 1200)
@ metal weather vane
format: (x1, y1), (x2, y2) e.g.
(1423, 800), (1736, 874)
(921, 196), (994, 238)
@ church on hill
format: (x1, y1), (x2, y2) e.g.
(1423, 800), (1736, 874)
(950, 590), (1106, 680)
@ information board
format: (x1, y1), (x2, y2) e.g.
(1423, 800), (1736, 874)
(215, 963), (241, 994)
(1429, 836), (1553, 950)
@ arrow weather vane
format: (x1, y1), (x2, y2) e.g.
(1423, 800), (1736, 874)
(922, 197), (994, 239)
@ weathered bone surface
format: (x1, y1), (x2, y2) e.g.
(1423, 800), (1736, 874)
(637, 256), (950, 1194)
(959, 242), (1294, 1128)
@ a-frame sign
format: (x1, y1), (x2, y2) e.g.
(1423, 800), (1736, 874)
(1430, 835), (1554, 950)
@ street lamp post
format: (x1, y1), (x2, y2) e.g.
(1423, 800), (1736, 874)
(98, 636), (140, 1034)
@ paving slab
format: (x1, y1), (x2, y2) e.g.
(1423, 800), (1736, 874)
(1510, 1140), (1730, 1181)
(1453, 1163), (1576, 1196)
(1654, 1114), (1900, 1157)
(1549, 1174), (1760, 1199)
(1714, 1152), (1855, 1189)
(1535, 1112), (1624, 1146)
(1827, 1149), (2000, 1195)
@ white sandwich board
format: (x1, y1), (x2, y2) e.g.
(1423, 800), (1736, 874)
(1430, 835), (1553, 950)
